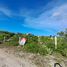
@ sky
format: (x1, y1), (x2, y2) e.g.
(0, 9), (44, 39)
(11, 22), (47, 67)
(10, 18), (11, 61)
(0, 0), (67, 36)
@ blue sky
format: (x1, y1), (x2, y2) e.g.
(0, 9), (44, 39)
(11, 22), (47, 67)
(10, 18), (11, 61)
(0, 0), (67, 36)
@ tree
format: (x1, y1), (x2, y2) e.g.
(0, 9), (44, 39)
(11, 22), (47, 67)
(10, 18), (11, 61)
(57, 31), (64, 37)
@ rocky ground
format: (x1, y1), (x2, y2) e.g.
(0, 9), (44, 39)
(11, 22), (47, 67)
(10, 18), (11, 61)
(0, 45), (67, 67)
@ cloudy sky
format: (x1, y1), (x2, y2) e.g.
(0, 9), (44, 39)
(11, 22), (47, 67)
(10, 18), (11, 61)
(0, 0), (67, 35)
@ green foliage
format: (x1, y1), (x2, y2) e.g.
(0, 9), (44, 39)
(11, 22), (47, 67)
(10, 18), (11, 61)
(38, 45), (52, 55)
(0, 30), (67, 57)
(55, 42), (67, 57)
(26, 34), (38, 44)
(4, 34), (19, 46)
(23, 44), (53, 55)
(0, 31), (15, 41)
(0, 34), (4, 41)
(23, 44), (39, 53)
(57, 31), (64, 37)
(8, 34), (19, 46)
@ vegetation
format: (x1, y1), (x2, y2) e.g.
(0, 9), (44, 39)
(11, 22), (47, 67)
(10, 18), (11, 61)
(0, 29), (67, 57)
(56, 29), (67, 57)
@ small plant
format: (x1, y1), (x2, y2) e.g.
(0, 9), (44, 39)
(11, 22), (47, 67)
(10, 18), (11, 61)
(23, 43), (39, 53)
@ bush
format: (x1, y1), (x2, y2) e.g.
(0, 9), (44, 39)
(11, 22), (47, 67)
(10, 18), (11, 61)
(23, 44), (39, 53)
(5, 34), (19, 46)
(56, 44), (67, 57)
(0, 34), (4, 41)
(23, 44), (53, 55)
(5, 41), (18, 46)
(39, 45), (48, 55)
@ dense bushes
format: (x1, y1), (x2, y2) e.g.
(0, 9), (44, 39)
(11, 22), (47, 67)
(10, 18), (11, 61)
(23, 44), (39, 53)
(23, 44), (52, 55)
(56, 29), (67, 57)
(0, 30), (67, 57)
(4, 34), (19, 46)
(56, 40), (67, 57)
(0, 34), (4, 41)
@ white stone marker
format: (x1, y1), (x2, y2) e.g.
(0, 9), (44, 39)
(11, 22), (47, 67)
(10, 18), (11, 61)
(55, 36), (57, 49)
(3, 36), (6, 43)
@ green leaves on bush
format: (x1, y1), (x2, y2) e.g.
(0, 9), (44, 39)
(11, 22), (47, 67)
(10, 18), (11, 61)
(23, 44), (53, 55)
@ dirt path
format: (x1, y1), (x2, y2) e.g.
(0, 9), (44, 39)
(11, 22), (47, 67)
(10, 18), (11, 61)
(0, 46), (67, 67)
(0, 48), (37, 67)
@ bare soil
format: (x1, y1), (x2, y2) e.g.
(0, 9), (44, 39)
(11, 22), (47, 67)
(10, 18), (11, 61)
(0, 45), (67, 67)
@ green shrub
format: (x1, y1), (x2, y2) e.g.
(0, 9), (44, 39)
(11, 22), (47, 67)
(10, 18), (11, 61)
(55, 43), (67, 57)
(23, 44), (39, 53)
(23, 44), (53, 55)
(5, 34), (19, 46)
(0, 34), (4, 41)
(39, 45), (48, 55)
(5, 41), (18, 46)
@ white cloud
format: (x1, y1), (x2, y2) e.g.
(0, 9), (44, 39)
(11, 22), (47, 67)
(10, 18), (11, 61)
(22, 4), (67, 32)
(0, 6), (12, 17)
(52, 4), (67, 17)
(52, 12), (61, 17)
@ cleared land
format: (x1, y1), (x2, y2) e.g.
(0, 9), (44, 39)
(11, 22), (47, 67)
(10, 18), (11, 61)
(0, 45), (67, 67)
(0, 47), (37, 67)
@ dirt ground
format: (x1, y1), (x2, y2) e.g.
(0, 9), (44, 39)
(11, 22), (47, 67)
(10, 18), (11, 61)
(0, 46), (67, 67)
(0, 48), (37, 67)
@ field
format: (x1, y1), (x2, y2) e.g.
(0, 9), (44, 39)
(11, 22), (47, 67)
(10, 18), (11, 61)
(0, 31), (67, 67)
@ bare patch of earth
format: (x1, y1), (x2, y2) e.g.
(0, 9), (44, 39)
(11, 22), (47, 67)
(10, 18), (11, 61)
(0, 46), (67, 67)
